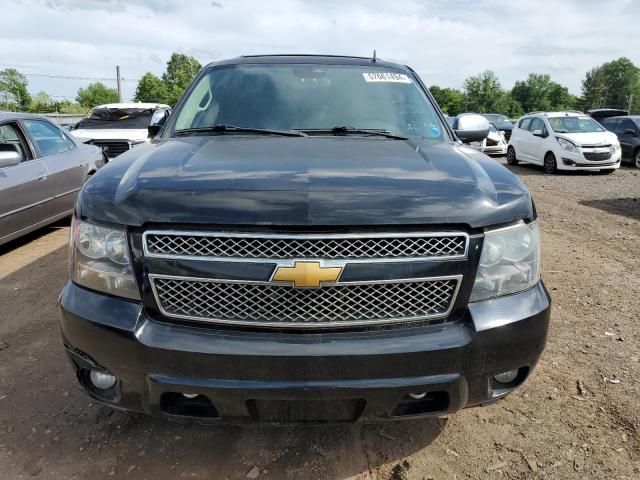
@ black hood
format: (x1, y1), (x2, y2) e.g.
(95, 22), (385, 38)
(77, 136), (533, 229)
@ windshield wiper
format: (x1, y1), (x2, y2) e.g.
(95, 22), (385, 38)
(175, 124), (307, 137)
(297, 126), (408, 140)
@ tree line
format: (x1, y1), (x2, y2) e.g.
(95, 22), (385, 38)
(1, 55), (638, 117)
(430, 57), (639, 117)
(0, 53), (202, 114)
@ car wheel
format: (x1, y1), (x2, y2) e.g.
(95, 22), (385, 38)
(543, 152), (557, 174)
(635, 149), (640, 169)
(506, 146), (518, 165)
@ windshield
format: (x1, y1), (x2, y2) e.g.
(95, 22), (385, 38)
(172, 64), (446, 140)
(548, 116), (605, 133)
(76, 107), (154, 130)
(484, 114), (511, 125)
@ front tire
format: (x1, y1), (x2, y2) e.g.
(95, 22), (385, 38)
(543, 152), (557, 174)
(506, 146), (518, 165)
(634, 149), (640, 169)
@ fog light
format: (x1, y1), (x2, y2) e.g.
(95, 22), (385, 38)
(409, 392), (427, 400)
(182, 393), (198, 399)
(89, 370), (117, 390)
(493, 369), (519, 384)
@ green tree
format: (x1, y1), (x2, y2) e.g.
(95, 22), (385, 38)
(511, 73), (575, 113)
(0, 68), (32, 110)
(134, 72), (168, 103)
(463, 71), (506, 113)
(55, 100), (87, 114)
(76, 82), (118, 108)
(500, 92), (525, 119)
(76, 82), (119, 108)
(162, 53), (202, 106)
(548, 83), (575, 111)
(30, 90), (53, 112)
(581, 57), (640, 113)
(429, 85), (465, 115)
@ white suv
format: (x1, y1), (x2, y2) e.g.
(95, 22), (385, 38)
(507, 111), (621, 174)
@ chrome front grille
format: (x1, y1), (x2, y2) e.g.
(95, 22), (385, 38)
(150, 275), (461, 328)
(144, 231), (468, 261)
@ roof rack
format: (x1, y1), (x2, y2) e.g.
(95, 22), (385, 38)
(525, 111), (546, 116)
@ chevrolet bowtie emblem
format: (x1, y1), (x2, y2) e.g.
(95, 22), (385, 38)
(272, 261), (343, 288)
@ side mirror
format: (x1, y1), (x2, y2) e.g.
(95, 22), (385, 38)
(454, 114), (490, 144)
(148, 109), (170, 138)
(0, 150), (22, 168)
(532, 129), (544, 137)
(623, 129), (637, 136)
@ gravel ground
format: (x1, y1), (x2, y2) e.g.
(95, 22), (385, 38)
(0, 159), (639, 479)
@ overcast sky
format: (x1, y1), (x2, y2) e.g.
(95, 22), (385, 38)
(1, 0), (638, 102)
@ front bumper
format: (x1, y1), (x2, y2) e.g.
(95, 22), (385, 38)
(484, 144), (508, 156)
(59, 281), (551, 424)
(558, 148), (622, 170)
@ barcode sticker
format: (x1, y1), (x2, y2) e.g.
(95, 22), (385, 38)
(362, 72), (412, 83)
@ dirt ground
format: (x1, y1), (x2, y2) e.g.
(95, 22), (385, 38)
(1, 159), (639, 480)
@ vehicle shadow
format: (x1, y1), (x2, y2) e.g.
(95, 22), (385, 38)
(579, 197), (640, 221)
(0, 243), (446, 480)
(0, 217), (70, 255)
(497, 157), (636, 177)
(503, 162), (624, 177)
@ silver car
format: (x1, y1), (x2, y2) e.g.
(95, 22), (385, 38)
(0, 112), (105, 246)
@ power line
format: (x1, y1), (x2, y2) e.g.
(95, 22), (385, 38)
(21, 72), (139, 82)
(0, 64), (140, 82)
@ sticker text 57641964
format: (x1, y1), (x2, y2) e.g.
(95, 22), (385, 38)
(362, 72), (412, 83)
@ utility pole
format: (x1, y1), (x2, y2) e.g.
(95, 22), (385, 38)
(116, 65), (123, 102)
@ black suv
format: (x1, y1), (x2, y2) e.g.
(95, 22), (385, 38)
(59, 55), (550, 424)
(601, 116), (640, 168)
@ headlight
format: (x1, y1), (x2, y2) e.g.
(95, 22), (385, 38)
(556, 137), (579, 153)
(70, 217), (140, 300)
(470, 221), (540, 302)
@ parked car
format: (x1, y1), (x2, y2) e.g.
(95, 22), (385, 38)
(59, 55), (550, 424)
(482, 113), (514, 141)
(71, 103), (171, 159)
(483, 122), (508, 156)
(0, 112), (104, 246)
(450, 113), (485, 151)
(587, 108), (628, 123)
(450, 115), (506, 155)
(507, 111), (621, 174)
(600, 116), (640, 168)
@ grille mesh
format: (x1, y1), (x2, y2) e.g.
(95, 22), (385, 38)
(91, 141), (130, 158)
(583, 151), (612, 161)
(151, 277), (459, 327)
(145, 233), (467, 260)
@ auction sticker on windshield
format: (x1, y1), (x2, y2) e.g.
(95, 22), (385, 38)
(363, 72), (412, 83)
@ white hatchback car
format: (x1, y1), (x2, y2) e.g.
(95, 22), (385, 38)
(507, 111), (621, 174)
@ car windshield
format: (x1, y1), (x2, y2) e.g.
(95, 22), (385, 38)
(76, 107), (154, 130)
(485, 114), (511, 125)
(172, 64), (446, 140)
(548, 116), (604, 133)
